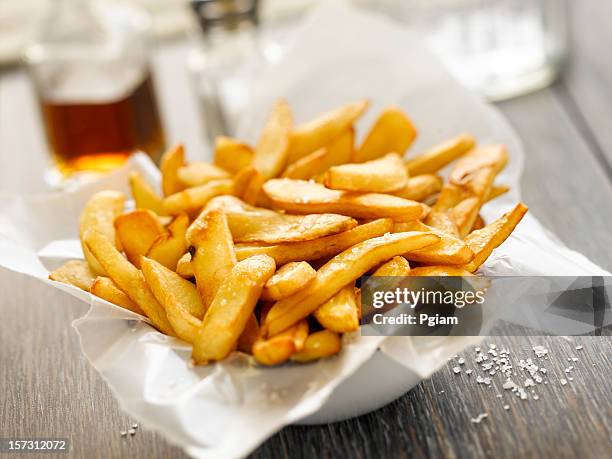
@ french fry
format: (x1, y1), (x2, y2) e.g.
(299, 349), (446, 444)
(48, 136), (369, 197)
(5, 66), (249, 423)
(162, 179), (234, 216)
(237, 314), (260, 354)
(141, 257), (206, 343)
(324, 153), (408, 193)
(114, 209), (166, 268)
(213, 136), (254, 173)
(372, 256), (411, 276)
(253, 320), (309, 366)
(234, 218), (394, 265)
(353, 107), (417, 163)
(472, 214), (485, 231)
(314, 285), (359, 333)
(192, 255), (276, 364)
(281, 129), (354, 180)
(233, 166), (265, 205)
(201, 195), (357, 244)
(261, 261), (316, 301)
(292, 330), (341, 363)
(462, 203), (528, 272)
(48, 260), (96, 291)
(449, 145), (508, 187)
(90, 276), (143, 315)
(409, 266), (474, 276)
(176, 253), (194, 278)
(146, 213), (189, 271)
(485, 184), (510, 203)
(160, 144), (186, 196)
(79, 190), (125, 275)
(288, 100), (369, 163)
(405, 134), (476, 175)
(393, 174), (443, 202)
(177, 162), (230, 188)
(264, 231), (440, 336)
(252, 99), (293, 179)
(263, 179), (429, 222)
(129, 171), (166, 216)
(190, 210), (237, 308)
(83, 231), (175, 336)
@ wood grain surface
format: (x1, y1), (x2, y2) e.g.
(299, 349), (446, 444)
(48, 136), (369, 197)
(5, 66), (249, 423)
(1, 2), (612, 458)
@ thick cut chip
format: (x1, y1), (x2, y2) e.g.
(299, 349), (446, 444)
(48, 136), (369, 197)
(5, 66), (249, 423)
(114, 209), (166, 268)
(162, 179), (234, 216)
(253, 320), (308, 366)
(234, 218), (394, 265)
(292, 330), (341, 363)
(393, 174), (443, 202)
(79, 190), (125, 275)
(129, 171), (166, 216)
(90, 276), (143, 315)
(261, 261), (316, 301)
(146, 213), (189, 271)
(161, 144), (186, 196)
(409, 266), (474, 276)
(264, 231), (440, 336)
(176, 253), (194, 278)
(177, 162), (230, 187)
(325, 153), (408, 193)
(233, 166), (265, 205)
(288, 100), (369, 163)
(353, 107), (417, 163)
(424, 210), (460, 238)
(48, 260), (96, 291)
(237, 314), (260, 354)
(282, 129), (354, 180)
(192, 255), (276, 364)
(201, 195), (357, 244)
(462, 203), (528, 272)
(263, 179), (428, 222)
(314, 285), (359, 333)
(252, 99), (293, 179)
(189, 210), (237, 309)
(405, 134), (476, 175)
(213, 136), (254, 173)
(83, 231), (174, 336)
(372, 256), (411, 276)
(394, 221), (474, 265)
(450, 145), (508, 187)
(142, 257), (206, 343)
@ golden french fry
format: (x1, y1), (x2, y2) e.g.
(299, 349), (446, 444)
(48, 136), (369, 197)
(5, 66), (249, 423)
(264, 231), (440, 336)
(325, 153), (408, 193)
(141, 257), (206, 343)
(394, 221), (474, 265)
(177, 162), (230, 188)
(83, 231), (175, 336)
(409, 266), (474, 276)
(79, 191), (125, 275)
(252, 99), (293, 179)
(90, 276), (143, 315)
(405, 134), (476, 175)
(214, 136), (254, 173)
(425, 210), (461, 238)
(253, 320), (308, 366)
(288, 100), (369, 163)
(233, 166), (264, 205)
(162, 179), (234, 216)
(261, 261), (316, 301)
(281, 129), (354, 180)
(234, 218), (394, 265)
(114, 209), (166, 268)
(472, 214), (485, 231)
(146, 213), (189, 271)
(393, 174), (443, 202)
(192, 255), (276, 364)
(485, 184), (510, 203)
(176, 253), (194, 278)
(190, 210), (237, 308)
(462, 203), (528, 272)
(48, 260), (96, 291)
(237, 314), (260, 354)
(160, 144), (186, 196)
(129, 171), (166, 216)
(314, 285), (359, 333)
(263, 179), (428, 222)
(449, 145), (508, 187)
(292, 330), (341, 363)
(372, 256), (411, 276)
(201, 195), (357, 244)
(353, 107), (417, 163)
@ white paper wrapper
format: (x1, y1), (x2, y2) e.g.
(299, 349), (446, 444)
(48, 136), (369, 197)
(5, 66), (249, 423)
(0, 3), (608, 458)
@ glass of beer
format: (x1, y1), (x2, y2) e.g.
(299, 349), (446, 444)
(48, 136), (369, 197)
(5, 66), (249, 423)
(25, 0), (166, 186)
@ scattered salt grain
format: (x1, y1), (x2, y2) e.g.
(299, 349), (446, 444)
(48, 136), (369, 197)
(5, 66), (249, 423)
(560, 379), (568, 386)
(458, 357), (466, 365)
(575, 345), (583, 350)
(471, 413), (488, 424)
(503, 405), (510, 410)
(120, 431), (127, 438)
(453, 366), (462, 374)
(128, 429), (136, 436)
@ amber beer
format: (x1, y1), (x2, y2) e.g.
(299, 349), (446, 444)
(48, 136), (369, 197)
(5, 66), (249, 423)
(40, 72), (165, 176)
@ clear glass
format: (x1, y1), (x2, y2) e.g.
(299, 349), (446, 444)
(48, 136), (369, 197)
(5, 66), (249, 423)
(25, 0), (166, 187)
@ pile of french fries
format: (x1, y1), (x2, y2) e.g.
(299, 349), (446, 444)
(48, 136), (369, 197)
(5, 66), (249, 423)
(49, 99), (528, 366)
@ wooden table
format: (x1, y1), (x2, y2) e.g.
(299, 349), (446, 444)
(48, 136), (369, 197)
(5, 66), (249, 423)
(1, 3), (611, 458)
